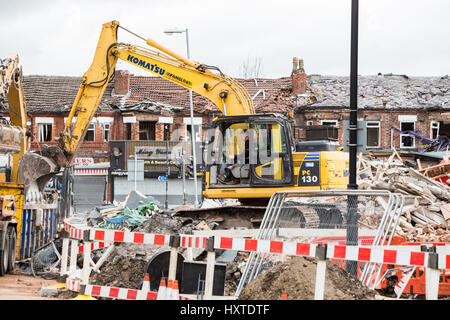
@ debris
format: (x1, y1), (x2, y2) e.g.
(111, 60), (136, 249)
(40, 286), (58, 297)
(357, 152), (450, 241)
(237, 256), (377, 300)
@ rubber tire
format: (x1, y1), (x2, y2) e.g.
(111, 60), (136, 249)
(7, 227), (16, 272)
(0, 231), (9, 276)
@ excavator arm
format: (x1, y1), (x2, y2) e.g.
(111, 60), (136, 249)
(19, 20), (255, 191)
(0, 54), (28, 183)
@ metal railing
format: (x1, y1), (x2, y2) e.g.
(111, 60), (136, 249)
(235, 189), (405, 297)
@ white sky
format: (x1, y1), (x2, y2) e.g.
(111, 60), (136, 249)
(2, 0), (449, 78)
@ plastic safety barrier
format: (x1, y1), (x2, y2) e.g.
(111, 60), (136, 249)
(60, 221), (449, 300)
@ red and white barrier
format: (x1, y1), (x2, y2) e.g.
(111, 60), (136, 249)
(65, 278), (189, 300)
(327, 245), (429, 267)
(61, 220), (449, 300)
(180, 235), (208, 249)
(64, 222), (85, 240)
(78, 241), (112, 254)
(90, 229), (170, 246)
(215, 236), (317, 257)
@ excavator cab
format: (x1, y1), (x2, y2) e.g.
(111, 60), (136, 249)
(205, 114), (295, 190)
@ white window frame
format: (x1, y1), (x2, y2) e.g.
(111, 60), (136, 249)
(37, 123), (53, 142)
(85, 123), (96, 141)
(430, 121), (440, 140)
(104, 123), (111, 142)
(399, 120), (415, 149)
(366, 121), (380, 148)
(35, 117), (54, 142)
(306, 120), (313, 126)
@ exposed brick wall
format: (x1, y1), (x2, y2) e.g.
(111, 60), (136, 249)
(114, 70), (130, 95)
(291, 57), (307, 96)
(296, 109), (439, 150)
(30, 112), (120, 160)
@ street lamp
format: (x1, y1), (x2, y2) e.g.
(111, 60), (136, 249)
(163, 27), (200, 208)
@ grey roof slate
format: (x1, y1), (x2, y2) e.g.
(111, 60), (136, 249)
(303, 74), (450, 110)
(21, 75), (118, 113)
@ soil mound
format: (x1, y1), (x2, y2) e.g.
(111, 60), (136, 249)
(238, 256), (377, 300)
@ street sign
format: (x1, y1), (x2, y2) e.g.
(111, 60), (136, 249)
(158, 175), (167, 182)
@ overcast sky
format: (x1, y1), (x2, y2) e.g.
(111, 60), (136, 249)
(2, 0), (449, 79)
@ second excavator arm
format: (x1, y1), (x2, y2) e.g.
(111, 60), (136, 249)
(0, 54), (29, 184)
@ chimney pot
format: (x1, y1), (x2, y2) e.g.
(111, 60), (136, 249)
(292, 57), (299, 72)
(299, 59), (304, 72)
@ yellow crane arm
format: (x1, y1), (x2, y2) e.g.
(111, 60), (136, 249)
(0, 54), (29, 183)
(59, 20), (254, 166)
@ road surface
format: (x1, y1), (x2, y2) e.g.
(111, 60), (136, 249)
(0, 270), (60, 300)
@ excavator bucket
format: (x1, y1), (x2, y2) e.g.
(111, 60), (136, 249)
(18, 151), (59, 194)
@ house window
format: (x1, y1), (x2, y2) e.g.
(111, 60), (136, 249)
(306, 120), (313, 126)
(430, 121), (440, 139)
(37, 123), (52, 142)
(139, 121), (156, 140)
(186, 124), (201, 142)
(400, 121), (415, 148)
(84, 123), (95, 141)
(366, 121), (380, 148)
(104, 123), (111, 141)
(126, 123), (132, 140)
(183, 117), (203, 142)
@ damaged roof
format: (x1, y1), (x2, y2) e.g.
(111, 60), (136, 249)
(19, 74), (292, 115)
(17, 73), (450, 116)
(113, 75), (292, 114)
(21, 75), (118, 113)
(302, 74), (450, 110)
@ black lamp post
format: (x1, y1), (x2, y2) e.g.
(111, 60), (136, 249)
(346, 0), (360, 277)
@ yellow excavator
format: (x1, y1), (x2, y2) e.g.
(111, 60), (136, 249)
(18, 21), (349, 208)
(0, 54), (29, 275)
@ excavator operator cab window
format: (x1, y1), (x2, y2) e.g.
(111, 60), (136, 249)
(251, 122), (291, 184)
(207, 118), (293, 188)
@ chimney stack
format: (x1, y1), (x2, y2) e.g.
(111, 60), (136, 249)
(291, 57), (306, 96)
(114, 70), (130, 95)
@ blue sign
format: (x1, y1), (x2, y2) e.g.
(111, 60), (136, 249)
(158, 175), (167, 182)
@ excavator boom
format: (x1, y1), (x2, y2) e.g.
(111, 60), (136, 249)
(0, 54), (28, 183)
(19, 20), (256, 192)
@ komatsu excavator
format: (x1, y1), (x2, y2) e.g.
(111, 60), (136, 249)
(18, 21), (349, 209)
(0, 54), (29, 275)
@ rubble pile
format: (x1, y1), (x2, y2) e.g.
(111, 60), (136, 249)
(76, 190), (245, 294)
(238, 256), (377, 300)
(90, 210), (208, 290)
(357, 153), (450, 242)
(87, 191), (162, 230)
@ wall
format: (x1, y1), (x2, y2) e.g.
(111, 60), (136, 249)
(30, 112), (121, 162)
(296, 109), (439, 150)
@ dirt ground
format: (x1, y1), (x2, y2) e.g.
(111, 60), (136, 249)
(238, 256), (378, 300)
(0, 270), (61, 300)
